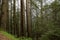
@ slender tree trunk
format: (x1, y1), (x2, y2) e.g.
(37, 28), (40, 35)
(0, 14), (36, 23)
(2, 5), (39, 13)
(26, 0), (32, 37)
(41, 0), (43, 22)
(13, 0), (18, 37)
(0, 0), (2, 27)
(20, 0), (25, 36)
(1, 0), (8, 31)
(52, 0), (57, 27)
(8, 0), (13, 34)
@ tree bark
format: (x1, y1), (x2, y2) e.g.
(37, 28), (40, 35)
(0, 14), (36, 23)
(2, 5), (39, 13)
(1, 0), (8, 31)
(26, 0), (32, 37)
(20, 0), (25, 36)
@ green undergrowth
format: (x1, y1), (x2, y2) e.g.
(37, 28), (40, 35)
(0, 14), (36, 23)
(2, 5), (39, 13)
(0, 30), (32, 40)
(0, 31), (19, 40)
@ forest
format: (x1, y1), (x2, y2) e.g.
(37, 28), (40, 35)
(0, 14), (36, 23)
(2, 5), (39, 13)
(0, 0), (60, 40)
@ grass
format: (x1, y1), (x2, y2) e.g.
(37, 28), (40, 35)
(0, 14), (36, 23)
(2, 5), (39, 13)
(0, 30), (32, 40)
(0, 31), (19, 40)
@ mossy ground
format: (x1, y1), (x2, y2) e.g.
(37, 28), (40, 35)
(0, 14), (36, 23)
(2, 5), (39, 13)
(0, 30), (32, 40)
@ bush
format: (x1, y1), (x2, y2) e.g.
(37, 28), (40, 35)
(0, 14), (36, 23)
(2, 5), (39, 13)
(40, 30), (60, 40)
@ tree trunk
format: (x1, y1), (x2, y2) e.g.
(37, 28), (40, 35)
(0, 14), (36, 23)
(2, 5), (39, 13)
(1, 0), (8, 31)
(26, 0), (32, 37)
(13, 0), (16, 36)
(20, 0), (25, 36)
(0, 0), (2, 27)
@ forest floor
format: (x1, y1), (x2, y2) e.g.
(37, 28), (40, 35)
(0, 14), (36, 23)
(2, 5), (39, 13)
(0, 33), (10, 40)
(0, 31), (32, 40)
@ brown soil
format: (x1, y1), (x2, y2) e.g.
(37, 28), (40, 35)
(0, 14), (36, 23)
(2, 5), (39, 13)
(0, 33), (10, 40)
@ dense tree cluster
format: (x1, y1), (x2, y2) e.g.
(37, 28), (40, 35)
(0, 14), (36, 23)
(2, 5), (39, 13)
(0, 0), (60, 40)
